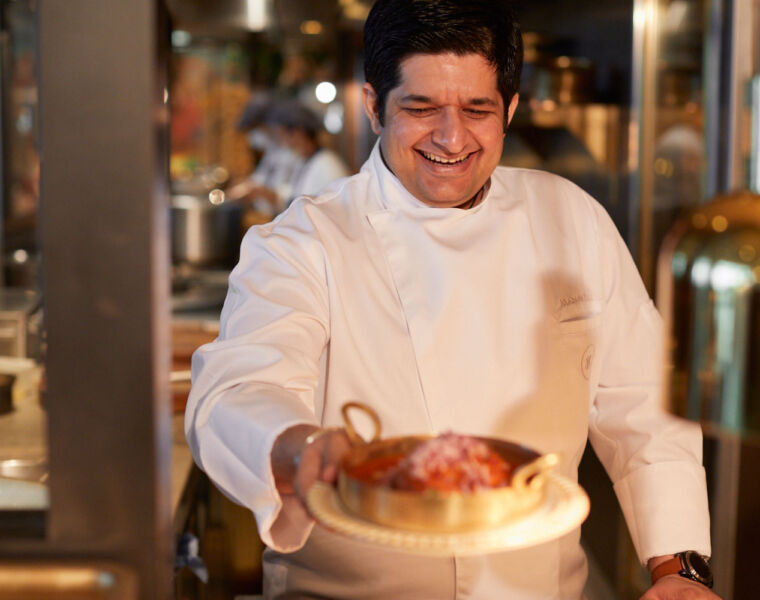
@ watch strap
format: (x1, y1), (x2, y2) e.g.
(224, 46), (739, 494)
(651, 552), (713, 588)
(651, 556), (682, 585)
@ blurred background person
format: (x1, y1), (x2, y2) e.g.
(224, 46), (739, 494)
(229, 98), (350, 217)
(269, 99), (350, 206)
(232, 94), (305, 216)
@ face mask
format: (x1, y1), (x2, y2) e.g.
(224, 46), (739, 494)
(247, 129), (272, 151)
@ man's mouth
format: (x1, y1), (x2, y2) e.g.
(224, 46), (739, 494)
(418, 150), (473, 165)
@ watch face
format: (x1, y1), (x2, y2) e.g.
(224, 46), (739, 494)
(683, 551), (714, 587)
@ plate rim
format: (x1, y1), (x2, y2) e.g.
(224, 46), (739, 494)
(306, 472), (590, 556)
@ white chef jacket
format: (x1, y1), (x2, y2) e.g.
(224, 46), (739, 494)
(186, 141), (711, 599)
(250, 144), (304, 214)
(288, 148), (351, 206)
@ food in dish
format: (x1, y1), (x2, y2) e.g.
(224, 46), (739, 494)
(346, 432), (514, 492)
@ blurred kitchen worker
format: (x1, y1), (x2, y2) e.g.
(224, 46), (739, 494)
(266, 99), (350, 207)
(232, 94), (304, 215)
(186, 1), (718, 599)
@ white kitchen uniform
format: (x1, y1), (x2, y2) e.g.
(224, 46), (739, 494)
(186, 142), (711, 599)
(288, 148), (351, 207)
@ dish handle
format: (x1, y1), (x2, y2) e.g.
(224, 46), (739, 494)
(341, 401), (382, 446)
(512, 453), (561, 492)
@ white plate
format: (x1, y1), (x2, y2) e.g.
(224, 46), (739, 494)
(306, 473), (590, 556)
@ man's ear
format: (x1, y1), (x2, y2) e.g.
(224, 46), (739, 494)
(362, 83), (383, 135)
(506, 93), (519, 128)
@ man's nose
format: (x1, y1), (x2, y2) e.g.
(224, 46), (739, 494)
(431, 108), (467, 153)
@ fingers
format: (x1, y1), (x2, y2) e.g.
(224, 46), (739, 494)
(318, 430), (351, 483)
(293, 429), (351, 503)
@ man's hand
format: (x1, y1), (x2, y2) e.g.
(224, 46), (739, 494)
(271, 424), (352, 507)
(640, 575), (722, 599)
(292, 428), (352, 504)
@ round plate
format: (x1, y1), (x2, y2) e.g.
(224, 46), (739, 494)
(306, 473), (590, 556)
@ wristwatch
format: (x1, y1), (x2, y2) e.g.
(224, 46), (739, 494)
(651, 550), (714, 589)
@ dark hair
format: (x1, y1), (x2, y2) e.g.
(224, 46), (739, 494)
(363, 0), (523, 130)
(266, 99), (322, 141)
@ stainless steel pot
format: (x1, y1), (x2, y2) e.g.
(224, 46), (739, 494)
(170, 190), (242, 268)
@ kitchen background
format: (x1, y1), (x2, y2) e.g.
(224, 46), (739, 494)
(0, 0), (758, 598)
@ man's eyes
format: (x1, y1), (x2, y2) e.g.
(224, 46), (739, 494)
(464, 108), (491, 117)
(403, 107), (435, 115)
(402, 106), (493, 117)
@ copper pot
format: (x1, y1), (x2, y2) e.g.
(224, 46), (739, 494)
(336, 402), (560, 533)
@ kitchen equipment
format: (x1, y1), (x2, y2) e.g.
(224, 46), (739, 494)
(171, 166), (230, 197)
(0, 289), (40, 358)
(165, 0), (271, 32)
(171, 265), (230, 312)
(528, 56), (596, 106)
(0, 374), (14, 415)
(657, 191), (760, 439)
(334, 402), (561, 534)
(170, 190), (242, 268)
(0, 458), (47, 483)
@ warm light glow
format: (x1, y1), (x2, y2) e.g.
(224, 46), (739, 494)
(300, 20), (323, 35)
(711, 215), (728, 232)
(315, 81), (337, 104)
(654, 157), (674, 177)
(246, 0), (270, 30)
(711, 261), (752, 292)
(208, 189), (226, 205)
(632, 0), (654, 31)
(343, 2), (370, 19)
(540, 99), (557, 111)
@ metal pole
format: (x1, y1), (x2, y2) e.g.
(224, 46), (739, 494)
(0, 1), (173, 598)
(631, 0), (659, 287)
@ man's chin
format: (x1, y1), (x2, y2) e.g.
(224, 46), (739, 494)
(414, 184), (482, 208)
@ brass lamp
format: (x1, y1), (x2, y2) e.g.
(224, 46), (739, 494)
(656, 191), (760, 440)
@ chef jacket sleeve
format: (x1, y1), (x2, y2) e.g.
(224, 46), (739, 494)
(587, 202), (711, 564)
(185, 204), (329, 552)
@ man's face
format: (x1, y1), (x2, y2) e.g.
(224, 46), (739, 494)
(363, 52), (518, 208)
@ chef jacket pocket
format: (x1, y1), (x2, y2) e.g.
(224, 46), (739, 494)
(553, 300), (602, 336)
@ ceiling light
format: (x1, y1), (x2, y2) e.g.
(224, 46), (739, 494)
(300, 20), (323, 35)
(315, 81), (337, 104)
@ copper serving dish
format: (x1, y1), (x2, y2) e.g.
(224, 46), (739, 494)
(337, 402), (560, 533)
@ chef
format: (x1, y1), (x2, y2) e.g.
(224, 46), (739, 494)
(186, 1), (718, 598)
(266, 99), (351, 208)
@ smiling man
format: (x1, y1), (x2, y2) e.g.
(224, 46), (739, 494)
(365, 52), (518, 209)
(186, 1), (717, 599)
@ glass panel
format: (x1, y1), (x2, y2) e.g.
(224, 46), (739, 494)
(0, 0), (47, 535)
(505, 0), (637, 247)
(650, 0), (706, 262)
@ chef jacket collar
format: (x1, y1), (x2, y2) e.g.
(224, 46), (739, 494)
(363, 140), (492, 217)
